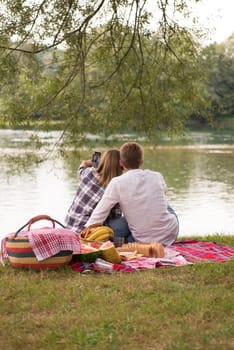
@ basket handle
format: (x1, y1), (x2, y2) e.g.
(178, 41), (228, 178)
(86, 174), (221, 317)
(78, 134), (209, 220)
(28, 215), (55, 230)
(14, 214), (65, 237)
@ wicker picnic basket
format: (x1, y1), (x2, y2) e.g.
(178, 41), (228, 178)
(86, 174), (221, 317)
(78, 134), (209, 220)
(5, 215), (73, 270)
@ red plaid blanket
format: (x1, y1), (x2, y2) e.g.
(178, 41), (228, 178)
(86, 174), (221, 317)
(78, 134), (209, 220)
(172, 239), (234, 263)
(70, 249), (191, 273)
(71, 261), (136, 273)
(70, 239), (234, 273)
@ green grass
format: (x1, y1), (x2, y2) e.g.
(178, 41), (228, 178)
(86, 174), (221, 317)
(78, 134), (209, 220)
(0, 235), (233, 350)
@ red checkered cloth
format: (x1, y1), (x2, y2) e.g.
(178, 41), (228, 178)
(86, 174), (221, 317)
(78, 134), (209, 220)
(70, 250), (191, 273)
(28, 228), (81, 261)
(70, 240), (234, 274)
(172, 239), (234, 263)
(1, 227), (81, 262)
(71, 261), (136, 273)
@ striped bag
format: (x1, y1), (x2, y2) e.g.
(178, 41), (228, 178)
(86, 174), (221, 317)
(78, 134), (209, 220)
(5, 215), (73, 270)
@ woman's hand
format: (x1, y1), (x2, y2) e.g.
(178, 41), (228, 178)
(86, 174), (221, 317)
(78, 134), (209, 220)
(80, 160), (93, 168)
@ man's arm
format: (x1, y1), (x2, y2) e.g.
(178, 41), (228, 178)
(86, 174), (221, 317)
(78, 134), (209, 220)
(85, 180), (119, 226)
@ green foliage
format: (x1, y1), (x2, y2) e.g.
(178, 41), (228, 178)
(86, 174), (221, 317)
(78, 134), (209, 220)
(202, 35), (234, 123)
(86, 28), (206, 136)
(0, 1), (220, 145)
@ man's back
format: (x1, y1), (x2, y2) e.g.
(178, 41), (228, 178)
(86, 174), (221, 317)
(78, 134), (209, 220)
(87, 168), (179, 246)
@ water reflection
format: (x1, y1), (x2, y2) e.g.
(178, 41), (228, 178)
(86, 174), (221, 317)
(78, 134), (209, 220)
(0, 130), (233, 239)
(144, 147), (234, 235)
(0, 157), (74, 238)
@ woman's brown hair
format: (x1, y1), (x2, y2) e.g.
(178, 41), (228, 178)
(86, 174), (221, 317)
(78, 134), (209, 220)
(96, 149), (122, 187)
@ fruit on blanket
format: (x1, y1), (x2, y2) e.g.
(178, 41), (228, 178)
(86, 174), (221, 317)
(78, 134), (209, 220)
(73, 241), (121, 264)
(80, 244), (98, 253)
(72, 242), (102, 263)
(72, 251), (102, 263)
(100, 240), (122, 264)
(80, 223), (102, 239)
(81, 226), (114, 241)
(93, 232), (111, 241)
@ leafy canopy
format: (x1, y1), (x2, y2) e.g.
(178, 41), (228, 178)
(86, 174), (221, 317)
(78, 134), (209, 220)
(0, 0), (210, 144)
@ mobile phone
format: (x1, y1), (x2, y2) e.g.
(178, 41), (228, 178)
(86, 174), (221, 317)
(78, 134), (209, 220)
(92, 151), (101, 168)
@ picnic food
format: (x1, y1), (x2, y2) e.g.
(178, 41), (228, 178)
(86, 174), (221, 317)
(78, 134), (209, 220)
(118, 251), (143, 261)
(80, 226), (114, 241)
(100, 241), (122, 263)
(117, 242), (165, 258)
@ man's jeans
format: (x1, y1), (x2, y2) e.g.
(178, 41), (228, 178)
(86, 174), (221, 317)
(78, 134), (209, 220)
(106, 205), (178, 243)
(105, 216), (134, 243)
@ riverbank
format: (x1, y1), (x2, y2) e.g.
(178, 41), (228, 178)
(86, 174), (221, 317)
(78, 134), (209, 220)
(0, 235), (233, 350)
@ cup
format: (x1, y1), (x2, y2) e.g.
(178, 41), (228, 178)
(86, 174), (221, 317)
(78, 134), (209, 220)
(113, 236), (125, 248)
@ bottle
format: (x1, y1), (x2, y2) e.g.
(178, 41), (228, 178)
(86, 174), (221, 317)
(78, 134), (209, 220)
(95, 258), (114, 273)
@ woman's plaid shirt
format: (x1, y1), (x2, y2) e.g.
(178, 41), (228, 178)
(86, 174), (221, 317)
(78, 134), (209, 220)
(65, 166), (121, 234)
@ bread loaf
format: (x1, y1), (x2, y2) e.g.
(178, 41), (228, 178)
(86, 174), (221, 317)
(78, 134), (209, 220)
(117, 242), (165, 258)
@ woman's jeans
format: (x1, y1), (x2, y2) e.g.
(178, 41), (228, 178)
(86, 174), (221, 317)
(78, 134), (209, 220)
(167, 205), (179, 224)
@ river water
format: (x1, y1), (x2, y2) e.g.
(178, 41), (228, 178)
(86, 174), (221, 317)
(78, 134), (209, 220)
(0, 129), (233, 240)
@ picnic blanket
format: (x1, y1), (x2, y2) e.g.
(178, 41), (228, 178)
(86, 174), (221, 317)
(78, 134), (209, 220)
(70, 239), (234, 273)
(173, 239), (234, 263)
(71, 246), (191, 273)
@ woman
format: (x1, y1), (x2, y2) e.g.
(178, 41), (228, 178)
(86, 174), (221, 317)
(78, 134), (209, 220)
(64, 149), (122, 234)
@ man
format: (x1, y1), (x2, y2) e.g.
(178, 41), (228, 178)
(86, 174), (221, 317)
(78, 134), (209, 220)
(85, 142), (179, 246)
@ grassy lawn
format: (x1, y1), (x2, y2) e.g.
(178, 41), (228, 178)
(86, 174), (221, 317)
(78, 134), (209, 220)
(0, 235), (233, 350)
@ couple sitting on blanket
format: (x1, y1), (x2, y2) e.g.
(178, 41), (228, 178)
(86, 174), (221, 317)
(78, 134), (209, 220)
(65, 142), (179, 247)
